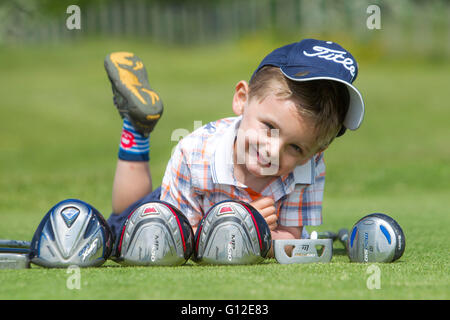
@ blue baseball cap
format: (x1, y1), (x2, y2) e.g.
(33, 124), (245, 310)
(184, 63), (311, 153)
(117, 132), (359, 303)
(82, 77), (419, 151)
(251, 39), (365, 135)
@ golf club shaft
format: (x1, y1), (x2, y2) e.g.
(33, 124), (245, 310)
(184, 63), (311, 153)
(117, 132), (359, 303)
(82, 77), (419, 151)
(0, 247), (30, 254)
(0, 239), (31, 249)
(337, 229), (349, 250)
(317, 231), (338, 241)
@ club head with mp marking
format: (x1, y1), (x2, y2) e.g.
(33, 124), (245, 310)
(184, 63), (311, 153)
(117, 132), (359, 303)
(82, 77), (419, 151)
(274, 239), (333, 264)
(114, 201), (194, 266)
(347, 213), (405, 263)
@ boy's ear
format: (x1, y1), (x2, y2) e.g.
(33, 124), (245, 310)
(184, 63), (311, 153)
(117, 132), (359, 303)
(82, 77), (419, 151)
(232, 80), (249, 116)
(317, 145), (329, 154)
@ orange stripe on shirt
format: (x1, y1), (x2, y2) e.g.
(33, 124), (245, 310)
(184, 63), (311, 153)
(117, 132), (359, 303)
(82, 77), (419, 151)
(298, 187), (305, 226)
(245, 187), (261, 202)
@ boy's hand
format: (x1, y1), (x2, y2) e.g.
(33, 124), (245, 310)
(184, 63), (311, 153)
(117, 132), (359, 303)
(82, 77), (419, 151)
(250, 196), (277, 231)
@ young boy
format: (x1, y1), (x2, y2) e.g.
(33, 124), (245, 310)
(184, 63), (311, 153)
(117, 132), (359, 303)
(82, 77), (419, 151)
(105, 39), (364, 259)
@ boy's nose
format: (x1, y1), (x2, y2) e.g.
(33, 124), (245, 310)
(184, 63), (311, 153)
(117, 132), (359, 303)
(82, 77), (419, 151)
(264, 136), (281, 162)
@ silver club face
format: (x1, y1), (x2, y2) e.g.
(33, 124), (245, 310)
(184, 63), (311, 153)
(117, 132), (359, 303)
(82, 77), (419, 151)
(348, 216), (399, 263)
(31, 200), (110, 268)
(118, 202), (191, 266)
(195, 201), (269, 265)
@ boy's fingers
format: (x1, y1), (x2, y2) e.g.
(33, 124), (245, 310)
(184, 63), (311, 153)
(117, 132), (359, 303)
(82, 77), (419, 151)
(250, 196), (275, 212)
(249, 196), (277, 230)
(258, 205), (276, 218)
(265, 216), (278, 231)
(254, 196), (275, 206)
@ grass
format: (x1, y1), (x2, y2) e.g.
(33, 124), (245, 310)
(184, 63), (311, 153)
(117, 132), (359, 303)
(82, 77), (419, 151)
(0, 37), (449, 299)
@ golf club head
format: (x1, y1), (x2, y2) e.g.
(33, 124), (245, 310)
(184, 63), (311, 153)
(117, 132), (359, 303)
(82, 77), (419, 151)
(274, 239), (333, 264)
(193, 200), (271, 265)
(347, 213), (405, 263)
(0, 251), (30, 269)
(114, 201), (194, 266)
(29, 199), (113, 268)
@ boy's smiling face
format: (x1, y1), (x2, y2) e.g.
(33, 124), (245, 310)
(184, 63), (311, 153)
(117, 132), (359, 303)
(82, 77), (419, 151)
(232, 80), (324, 187)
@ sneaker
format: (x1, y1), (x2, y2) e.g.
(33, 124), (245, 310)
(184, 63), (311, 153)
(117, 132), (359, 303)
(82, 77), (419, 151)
(104, 52), (163, 137)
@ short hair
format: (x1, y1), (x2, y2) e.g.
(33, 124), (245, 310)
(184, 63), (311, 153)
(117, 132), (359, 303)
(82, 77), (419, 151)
(248, 66), (350, 150)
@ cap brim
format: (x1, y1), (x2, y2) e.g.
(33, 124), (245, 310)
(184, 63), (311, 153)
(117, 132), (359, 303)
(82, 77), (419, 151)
(280, 67), (365, 131)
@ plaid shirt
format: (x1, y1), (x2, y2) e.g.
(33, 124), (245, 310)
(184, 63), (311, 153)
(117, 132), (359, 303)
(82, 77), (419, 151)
(160, 116), (326, 228)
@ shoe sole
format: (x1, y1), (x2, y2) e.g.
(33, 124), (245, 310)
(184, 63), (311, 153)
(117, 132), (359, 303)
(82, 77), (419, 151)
(104, 52), (163, 136)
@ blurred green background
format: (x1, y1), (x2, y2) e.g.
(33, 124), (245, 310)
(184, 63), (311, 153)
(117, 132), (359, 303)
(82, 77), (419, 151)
(0, 0), (449, 299)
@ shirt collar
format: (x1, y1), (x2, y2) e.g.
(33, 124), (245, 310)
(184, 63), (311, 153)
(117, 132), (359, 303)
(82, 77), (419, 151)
(293, 159), (315, 185)
(211, 116), (241, 186)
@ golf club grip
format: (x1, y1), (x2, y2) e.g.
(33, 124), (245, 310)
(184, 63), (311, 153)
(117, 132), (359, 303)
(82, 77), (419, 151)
(0, 239), (31, 249)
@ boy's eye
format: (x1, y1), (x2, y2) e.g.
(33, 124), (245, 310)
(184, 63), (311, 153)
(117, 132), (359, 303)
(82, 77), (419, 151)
(263, 122), (275, 130)
(291, 144), (302, 154)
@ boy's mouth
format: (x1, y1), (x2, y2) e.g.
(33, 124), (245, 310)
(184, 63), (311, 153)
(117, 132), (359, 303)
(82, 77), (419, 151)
(256, 150), (272, 168)
(248, 144), (272, 168)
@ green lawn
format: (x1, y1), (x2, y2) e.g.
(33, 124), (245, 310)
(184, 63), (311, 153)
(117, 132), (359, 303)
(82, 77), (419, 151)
(0, 38), (449, 299)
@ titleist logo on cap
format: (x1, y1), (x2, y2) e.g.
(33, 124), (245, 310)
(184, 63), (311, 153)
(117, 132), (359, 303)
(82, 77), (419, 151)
(303, 45), (356, 78)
